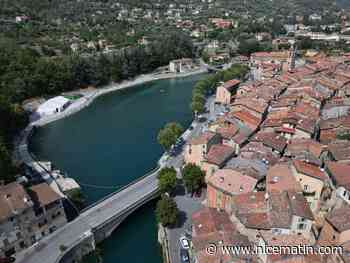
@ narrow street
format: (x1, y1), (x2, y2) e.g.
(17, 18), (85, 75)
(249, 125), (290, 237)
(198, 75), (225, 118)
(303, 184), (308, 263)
(164, 95), (225, 263)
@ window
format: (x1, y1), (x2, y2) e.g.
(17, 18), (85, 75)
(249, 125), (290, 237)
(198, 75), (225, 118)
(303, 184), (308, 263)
(272, 229), (281, 234)
(19, 241), (26, 249)
(49, 226), (57, 233)
(297, 223), (306, 230)
(34, 207), (44, 217)
(52, 211), (61, 220)
(304, 185), (309, 191)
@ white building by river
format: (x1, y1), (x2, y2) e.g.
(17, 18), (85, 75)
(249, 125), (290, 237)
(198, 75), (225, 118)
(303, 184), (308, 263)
(36, 96), (70, 117)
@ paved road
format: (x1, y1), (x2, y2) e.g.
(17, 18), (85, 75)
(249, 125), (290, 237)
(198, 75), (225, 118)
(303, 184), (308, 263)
(14, 88), (220, 263)
(167, 188), (204, 263)
(165, 96), (223, 263)
(15, 172), (159, 263)
(15, 109), (210, 263)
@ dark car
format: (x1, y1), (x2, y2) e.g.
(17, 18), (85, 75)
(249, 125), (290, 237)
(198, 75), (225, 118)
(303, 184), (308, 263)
(180, 249), (189, 263)
(0, 257), (15, 263)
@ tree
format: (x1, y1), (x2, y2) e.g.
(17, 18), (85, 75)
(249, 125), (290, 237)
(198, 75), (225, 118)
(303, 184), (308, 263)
(0, 139), (16, 183)
(156, 194), (179, 227)
(238, 39), (261, 56)
(182, 163), (205, 194)
(158, 167), (177, 194)
(67, 188), (86, 210)
(157, 122), (184, 151)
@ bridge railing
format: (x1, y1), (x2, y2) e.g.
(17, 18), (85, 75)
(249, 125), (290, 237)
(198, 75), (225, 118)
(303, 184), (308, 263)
(92, 182), (160, 232)
(54, 179), (160, 263)
(80, 165), (160, 214)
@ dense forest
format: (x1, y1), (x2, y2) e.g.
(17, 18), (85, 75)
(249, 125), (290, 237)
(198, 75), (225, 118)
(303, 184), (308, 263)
(0, 32), (195, 182)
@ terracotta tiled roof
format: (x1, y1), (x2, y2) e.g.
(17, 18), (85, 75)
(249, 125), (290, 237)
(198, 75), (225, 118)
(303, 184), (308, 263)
(326, 161), (350, 190)
(319, 116), (350, 130)
(233, 192), (268, 214)
(231, 110), (262, 130)
(216, 124), (239, 140)
(231, 97), (268, 114)
(327, 140), (350, 162)
(286, 138), (324, 158)
(252, 132), (288, 153)
(287, 190), (314, 220)
(191, 207), (256, 262)
(241, 141), (279, 164)
(0, 182), (33, 221)
(267, 162), (302, 193)
(192, 207), (235, 236)
(292, 160), (327, 181)
(207, 169), (258, 196)
(222, 79), (240, 91)
(205, 144), (234, 166)
(326, 207), (350, 232)
(189, 131), (218, 145)
(30, 183), (61, 206)
(237, 191), (292, 230)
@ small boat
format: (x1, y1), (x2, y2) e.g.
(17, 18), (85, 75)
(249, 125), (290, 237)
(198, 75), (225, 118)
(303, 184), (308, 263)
(160, 89), (165, 93)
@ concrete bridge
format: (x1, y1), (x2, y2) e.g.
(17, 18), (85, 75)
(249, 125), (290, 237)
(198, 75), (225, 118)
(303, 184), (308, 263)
(15, 167), (160, 263)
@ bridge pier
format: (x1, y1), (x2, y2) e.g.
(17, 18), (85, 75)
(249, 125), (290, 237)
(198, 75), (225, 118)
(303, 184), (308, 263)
(16, 170), (161, 263)
(59, 230), (96, 263)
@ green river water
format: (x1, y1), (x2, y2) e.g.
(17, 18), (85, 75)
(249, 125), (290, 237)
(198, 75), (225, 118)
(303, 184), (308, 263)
(30, 74), (206, 263)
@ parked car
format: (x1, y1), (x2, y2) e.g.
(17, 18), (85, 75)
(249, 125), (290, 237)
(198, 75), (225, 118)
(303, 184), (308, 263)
(180, 249), (189, 263)
(0, 257), (15, 263)
(179, 236), (190, 250)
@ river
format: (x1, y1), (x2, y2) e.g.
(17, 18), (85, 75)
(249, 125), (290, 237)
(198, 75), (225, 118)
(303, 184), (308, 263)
(29, 73), (206, 263)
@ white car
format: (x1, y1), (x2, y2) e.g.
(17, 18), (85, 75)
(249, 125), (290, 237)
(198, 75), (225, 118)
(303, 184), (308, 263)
(179, 236), (190, 250)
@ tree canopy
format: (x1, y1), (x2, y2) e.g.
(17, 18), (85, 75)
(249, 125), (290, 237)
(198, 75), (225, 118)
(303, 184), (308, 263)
(0, 32), (194, 184)
(157, 167), (177, 195)
(156, 194), (179, 227)
(182, 163), (205, 194)
(157, 122), (184, 151)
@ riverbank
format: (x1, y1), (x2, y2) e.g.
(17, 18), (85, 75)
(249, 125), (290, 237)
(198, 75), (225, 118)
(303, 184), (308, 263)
(33, 67), (208, 127)
(14, 68), (207, 197)
(20, 74), (207, 263)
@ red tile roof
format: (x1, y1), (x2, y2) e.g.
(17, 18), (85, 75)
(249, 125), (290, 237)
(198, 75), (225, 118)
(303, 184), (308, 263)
(232, 110), (261, 130)
(267, 162), (302, 193)
(326, 207), (350, 232)
(326, 161), (350, 190)
(253, 132), (288, 153)
(292, 160), (327, 181)
(286, 138), (324, 158)
(189, 131), (218, 145)
(287, 190), (314, 220)
(205, 144), (234, 166)
(222, 79), (240, 91)
(207, 169), (258, 196)
(216, 124), (239, 139)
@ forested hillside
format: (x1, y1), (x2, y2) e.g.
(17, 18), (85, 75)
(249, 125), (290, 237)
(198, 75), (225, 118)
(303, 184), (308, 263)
(0, 0), (346, 182)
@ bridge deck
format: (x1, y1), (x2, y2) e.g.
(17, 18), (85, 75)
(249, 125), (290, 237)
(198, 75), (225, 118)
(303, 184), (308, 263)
(16, 172), (159, 263)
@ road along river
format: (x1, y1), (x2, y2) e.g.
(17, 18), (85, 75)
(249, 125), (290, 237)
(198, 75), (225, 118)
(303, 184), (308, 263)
(29, 73), (207, 262)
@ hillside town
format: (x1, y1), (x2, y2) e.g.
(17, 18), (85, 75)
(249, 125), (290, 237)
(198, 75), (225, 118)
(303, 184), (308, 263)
(3, 1), (350, 263)
(179, 50), (350, 263)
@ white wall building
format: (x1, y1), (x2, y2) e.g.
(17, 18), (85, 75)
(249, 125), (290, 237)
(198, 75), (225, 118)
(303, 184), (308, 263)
(36, 96), (70, 117)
